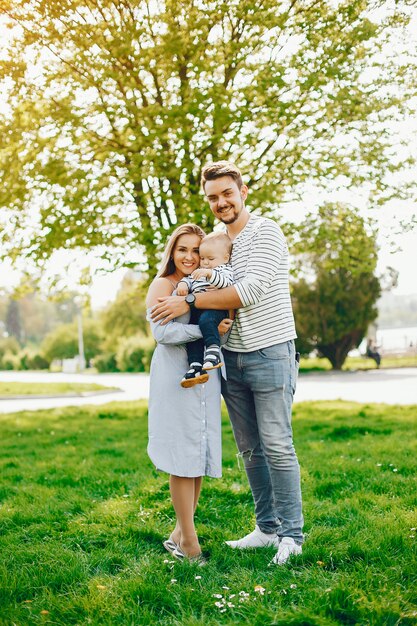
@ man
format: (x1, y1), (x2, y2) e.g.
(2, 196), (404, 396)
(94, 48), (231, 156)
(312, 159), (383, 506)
(151, 161), (303, 565)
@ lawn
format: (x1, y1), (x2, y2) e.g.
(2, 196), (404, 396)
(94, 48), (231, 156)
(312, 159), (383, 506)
(0, 382), (118, 398)
(0, 400), (416, 625)
(299, 354), (417, 372)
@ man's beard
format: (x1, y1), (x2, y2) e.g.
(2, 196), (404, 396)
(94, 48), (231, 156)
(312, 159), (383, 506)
(218, 198), (243, 224)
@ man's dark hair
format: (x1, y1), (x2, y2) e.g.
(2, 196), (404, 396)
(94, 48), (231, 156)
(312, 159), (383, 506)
(201, 161), (243, 190)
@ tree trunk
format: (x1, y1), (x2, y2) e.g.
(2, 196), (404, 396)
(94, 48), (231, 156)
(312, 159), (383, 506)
(318, 329), (364, 370)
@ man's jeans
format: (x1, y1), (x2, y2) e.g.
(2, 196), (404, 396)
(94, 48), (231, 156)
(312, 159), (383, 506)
(222, 340), (304, 543)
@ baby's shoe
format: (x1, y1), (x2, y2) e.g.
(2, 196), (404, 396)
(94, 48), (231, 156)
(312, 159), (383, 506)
(203, 346), (223, 371)
(181, 364), (209, 388)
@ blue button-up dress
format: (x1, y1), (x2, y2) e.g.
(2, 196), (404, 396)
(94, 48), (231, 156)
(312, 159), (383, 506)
(147, 310), (222, 478)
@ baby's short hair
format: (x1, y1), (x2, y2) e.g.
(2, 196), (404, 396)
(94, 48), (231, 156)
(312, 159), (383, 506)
(200, 231), (232, 256)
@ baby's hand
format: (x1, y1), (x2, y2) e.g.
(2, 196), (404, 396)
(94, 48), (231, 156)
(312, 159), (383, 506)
(218, 318), (233, 336)
(176, 282), (189, 296)
(192, 268), (212, 280)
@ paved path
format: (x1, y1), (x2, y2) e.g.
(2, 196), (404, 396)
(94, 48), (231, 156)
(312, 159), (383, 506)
(0, 368), (416, 414)
(294, 367), (417, 405)
(0, 372), (149, 414)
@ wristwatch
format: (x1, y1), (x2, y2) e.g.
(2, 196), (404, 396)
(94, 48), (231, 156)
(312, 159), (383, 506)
(185, 293), (196, 309)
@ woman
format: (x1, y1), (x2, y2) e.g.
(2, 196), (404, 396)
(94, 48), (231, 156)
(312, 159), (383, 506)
(146, 224), (223, 561)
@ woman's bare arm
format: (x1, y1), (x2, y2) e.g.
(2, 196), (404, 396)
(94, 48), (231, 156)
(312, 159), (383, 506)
(146, 278), (174, 308)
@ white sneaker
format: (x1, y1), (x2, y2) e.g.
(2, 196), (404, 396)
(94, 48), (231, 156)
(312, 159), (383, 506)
(270, 537), (302, 565)
(225, 525), (280, 549)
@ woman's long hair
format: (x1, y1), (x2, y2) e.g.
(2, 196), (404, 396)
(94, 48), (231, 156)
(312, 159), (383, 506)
(157, 224), (206, 278)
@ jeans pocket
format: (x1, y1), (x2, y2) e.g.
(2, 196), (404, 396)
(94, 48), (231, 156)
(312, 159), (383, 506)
(258, 344), (288, 360)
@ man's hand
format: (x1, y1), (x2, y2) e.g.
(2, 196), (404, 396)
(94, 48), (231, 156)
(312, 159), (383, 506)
(151, 295), (189, 324)
(176, 281), (189, 296)
(192, 268), (212, 280)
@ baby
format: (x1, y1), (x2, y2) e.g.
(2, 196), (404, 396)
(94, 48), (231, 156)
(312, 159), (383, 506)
(177, 231), (235, 388)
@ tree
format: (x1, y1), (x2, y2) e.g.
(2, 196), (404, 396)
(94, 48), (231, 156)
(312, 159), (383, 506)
(0, 291), (8, 327)
(289, 203), (381, 370)
(0, 282), (86, 347)
(41, 318), (102, 363)
(5, 299), (22, 343)
(16, 293), (54, 344)
(0, 0), (414, 276)
(99, 271), (148, 351)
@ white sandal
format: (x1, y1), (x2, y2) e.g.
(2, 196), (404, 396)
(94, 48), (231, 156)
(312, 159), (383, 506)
(172, 544), (207, 566)
(163, 536), (178, 554)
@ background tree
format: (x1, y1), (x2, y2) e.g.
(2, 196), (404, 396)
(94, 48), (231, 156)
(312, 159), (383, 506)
(0, 290), (7, 326)
(5, 299), (23, 344)
(93, 270), (151, 372)
(41, 319), (102, 364)
(0, 282), (85, 347)
(16, 293), (55, 345)
(289, 203), (381, 370)
(0, 0), (414, 276)
(99, 271), (148, 351)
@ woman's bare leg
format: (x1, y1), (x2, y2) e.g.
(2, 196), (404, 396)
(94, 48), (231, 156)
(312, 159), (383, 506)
(193, 476), (203, 511)
(170, 520), (181, 546)
(170, 477), (203, 546)
(169, 475), (202, 556)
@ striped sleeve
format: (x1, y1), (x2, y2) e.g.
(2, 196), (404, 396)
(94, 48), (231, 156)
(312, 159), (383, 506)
(178, 277), (193, 292)
(208, 264), (235, 289)
(225, 215), (296, 351)
(234, 221), (286, 307)
(190, 277), (211, 293)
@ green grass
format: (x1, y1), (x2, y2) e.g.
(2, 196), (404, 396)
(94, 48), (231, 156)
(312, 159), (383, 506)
(0, 382), (118, 397)
(300, 354), (417, 372)
(0, 400), (416, 625)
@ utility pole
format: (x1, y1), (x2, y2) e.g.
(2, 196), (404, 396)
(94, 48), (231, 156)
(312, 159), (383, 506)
(75, 297), (86, 372)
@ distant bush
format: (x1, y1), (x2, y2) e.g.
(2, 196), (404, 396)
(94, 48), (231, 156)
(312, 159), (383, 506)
(0, 352), (19, 370)
(41, 319), (102, 363)
(92, 352), (119, 373)
(0, 348), (50, 371)
(19, 350), (50, 370)
(115, 335), (155, 372)
(0, 337), (21, 369)
(30, 353), (50, 370)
